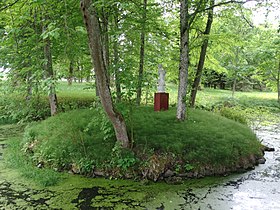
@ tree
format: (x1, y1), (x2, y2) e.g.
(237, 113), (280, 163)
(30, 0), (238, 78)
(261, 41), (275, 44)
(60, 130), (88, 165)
(177, 0), (262, 120)
(80, 0), (130, 148)
(177, 0), (190, 121)
(190, 0), (215, 107)
(136, 0), (148, 105)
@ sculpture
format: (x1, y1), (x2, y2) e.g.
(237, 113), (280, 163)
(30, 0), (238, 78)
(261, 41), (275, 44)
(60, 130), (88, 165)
(157, 64), (166, 93)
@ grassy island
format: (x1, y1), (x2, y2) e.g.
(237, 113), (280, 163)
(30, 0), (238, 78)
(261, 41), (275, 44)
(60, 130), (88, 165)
(17, 105), (263, 183)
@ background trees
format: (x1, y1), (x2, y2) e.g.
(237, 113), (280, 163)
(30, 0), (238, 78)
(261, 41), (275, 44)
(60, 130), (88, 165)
(0, 0), (279, 145)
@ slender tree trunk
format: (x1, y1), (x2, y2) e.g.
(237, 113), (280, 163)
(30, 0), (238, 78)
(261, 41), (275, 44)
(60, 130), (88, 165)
(101, 10), (110, 84)
(113, 13), (121, 103)
(80, 0), (129, 148)
(177, 0), (189, 121)
(43, 37), (58, 116)
(232, 48), (239, 97)
(136, 0), (147, 106)
(232, 77), (236, 97)
(26, 71), (33, 101)
(277, 57), (280, 103)
(190, 0), (214, 108)
(67, 60), (74, 85)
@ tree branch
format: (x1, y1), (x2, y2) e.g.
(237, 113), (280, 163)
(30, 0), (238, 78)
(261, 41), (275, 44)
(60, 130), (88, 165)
(190, 0), (261, 17)
(0, 0), (20, 12)
(189, 0), (205, 27)
(240, 7), (254, 28)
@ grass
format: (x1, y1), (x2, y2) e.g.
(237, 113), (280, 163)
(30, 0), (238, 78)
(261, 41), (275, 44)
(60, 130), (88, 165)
(0, 124), (62, 187)
(5, 137), (63, 187)
(131, 107), (261, 164)
(166, 82), (279, 109)
(56, 81), (96, 101)
(19, 106), (262, 181)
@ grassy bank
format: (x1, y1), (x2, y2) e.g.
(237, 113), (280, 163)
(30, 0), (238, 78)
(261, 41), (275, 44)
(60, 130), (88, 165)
(17, 106), (263, 182)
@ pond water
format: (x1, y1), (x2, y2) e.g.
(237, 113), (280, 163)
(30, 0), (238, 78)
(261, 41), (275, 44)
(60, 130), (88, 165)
(173, 124), (280, 210)
(0, 123), (279, 209)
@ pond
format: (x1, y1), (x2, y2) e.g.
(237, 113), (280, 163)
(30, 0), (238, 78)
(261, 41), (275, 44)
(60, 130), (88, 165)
(0, 123), (279, 209)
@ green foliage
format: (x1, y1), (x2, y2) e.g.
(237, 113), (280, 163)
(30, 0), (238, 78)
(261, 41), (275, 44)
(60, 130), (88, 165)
(0, 90), (95, 123)
(5, 137), (62, 187)
(184, 163), (194, 172)
(22, 109), (114, 172)
(217, 106), (247, 124)
(110, 142), (138, 171)
(0, 95), (50, 123)
(87, 105), (115, 142)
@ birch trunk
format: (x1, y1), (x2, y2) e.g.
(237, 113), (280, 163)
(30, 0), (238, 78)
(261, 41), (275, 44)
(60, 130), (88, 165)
(177, 0), (189, 121)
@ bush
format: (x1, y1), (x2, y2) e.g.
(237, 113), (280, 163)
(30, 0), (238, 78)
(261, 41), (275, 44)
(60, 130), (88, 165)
(0, 93), (95, 123)
(217, 106), (247, 124)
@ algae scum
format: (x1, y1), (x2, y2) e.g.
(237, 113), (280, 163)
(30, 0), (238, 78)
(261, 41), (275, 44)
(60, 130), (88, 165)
(1, 123), (280, 209)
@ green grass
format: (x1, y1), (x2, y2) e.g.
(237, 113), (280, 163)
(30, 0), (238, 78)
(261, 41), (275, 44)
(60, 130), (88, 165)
(0, 82), (96, 123)
(166, 82), (279, 110)
(131, 107), (261, 164)
(0, 124), (62, 187)
(20, 106), (262, 180)
(5, 137), (63, 187)
(57, 81), (95, 98)
(195, 88), (279, 109)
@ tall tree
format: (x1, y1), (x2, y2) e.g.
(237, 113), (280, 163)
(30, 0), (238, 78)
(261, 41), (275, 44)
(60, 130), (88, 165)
(80, 0), (130, 148)
(113, 9), (122, 102)
(190, 0), (214, 107)
(177, 0), (190, 121)
(177, 0), (252, 120)
(43, 35), (58, 116)
(277, 58), (280, 103)
(136, 0), (148, 105)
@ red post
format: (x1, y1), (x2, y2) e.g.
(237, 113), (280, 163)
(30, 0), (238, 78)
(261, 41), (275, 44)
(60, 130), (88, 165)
(154, 93), (169, 111)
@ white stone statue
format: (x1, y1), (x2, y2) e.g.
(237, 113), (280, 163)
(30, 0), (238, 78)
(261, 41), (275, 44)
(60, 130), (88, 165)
(157, 64), (166, 93)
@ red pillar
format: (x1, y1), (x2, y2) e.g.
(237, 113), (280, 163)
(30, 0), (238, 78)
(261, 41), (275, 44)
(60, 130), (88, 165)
(154, 93), (169, 111)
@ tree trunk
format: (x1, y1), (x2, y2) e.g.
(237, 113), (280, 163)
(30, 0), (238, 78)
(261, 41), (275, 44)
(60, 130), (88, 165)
(43, 37), (58, 116)
(101, 9), (110, 84)
(190, 0), (214, 108)
(80, 0), (129, 148)
(232, 77), (236, 97)
(277, 57), (280, 103)
(67, 60), (74, 85)
(177, 0), (189, 121)
(136, 0), (147, 106)
(232, 48), (239, 98)
(113, 12), (121, 103)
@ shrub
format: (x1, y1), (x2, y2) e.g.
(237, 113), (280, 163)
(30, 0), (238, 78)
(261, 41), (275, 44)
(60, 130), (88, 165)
(217, 106), (247, 124)
(0, 93), (95, 123)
